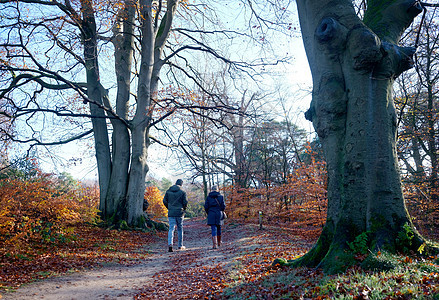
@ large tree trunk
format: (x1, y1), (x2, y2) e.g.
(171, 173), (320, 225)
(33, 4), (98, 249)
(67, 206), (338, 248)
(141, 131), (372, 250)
(92, 0), (179, 227)
(105, 0), (135, 219)
(124, 0), (179, 226)
(292, 0), (430, 272)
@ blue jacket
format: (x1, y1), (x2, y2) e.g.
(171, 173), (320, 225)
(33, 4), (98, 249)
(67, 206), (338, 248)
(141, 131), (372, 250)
(204, 191), (225, 225)
(163, 185), (188, 217)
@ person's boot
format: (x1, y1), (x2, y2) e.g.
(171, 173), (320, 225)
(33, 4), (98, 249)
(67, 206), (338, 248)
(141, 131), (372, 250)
(168, 246), (173, 252)
(212, 236), (218, 249)
(217, 235), (221, 247)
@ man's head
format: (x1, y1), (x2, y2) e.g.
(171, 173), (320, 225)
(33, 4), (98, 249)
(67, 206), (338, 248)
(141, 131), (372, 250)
(176, 179), (183, 186)
(211, 185), (218, 191)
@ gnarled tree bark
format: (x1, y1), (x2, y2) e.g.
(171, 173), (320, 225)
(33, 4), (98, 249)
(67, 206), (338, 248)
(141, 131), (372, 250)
(285, 0), (437, 272)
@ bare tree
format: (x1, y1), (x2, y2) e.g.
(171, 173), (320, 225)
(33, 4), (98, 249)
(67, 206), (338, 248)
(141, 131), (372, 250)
(0, 0), (292, 227)
(395, 7), (439, 232)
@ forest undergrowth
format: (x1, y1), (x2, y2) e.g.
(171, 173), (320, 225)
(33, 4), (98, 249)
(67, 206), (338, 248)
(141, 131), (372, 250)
(1, 216), (437, 299)
(0, 173), (438, 299)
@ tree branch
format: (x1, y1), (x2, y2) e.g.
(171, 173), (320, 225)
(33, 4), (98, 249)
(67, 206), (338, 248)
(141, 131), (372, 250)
(0, 72), (87, 99)
(364, 0), (423, 43)
(148, 134), (175, 147)
(1, 0), (86, 36)
(1, 129), (93, 147)
(421, 2), (439, 7)
(14, 107), (118, 120)
(0, 67), (130, 127)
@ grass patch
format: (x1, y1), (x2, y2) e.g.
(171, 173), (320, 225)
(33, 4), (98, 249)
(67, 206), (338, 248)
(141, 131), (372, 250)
(222, 251), (439, 299)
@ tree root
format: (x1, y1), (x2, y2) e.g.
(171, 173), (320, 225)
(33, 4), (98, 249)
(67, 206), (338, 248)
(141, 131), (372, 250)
(272, 222), (439, 274)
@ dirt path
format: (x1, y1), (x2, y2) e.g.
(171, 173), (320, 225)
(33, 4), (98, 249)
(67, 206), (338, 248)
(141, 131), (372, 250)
(1, 219), (254, 300)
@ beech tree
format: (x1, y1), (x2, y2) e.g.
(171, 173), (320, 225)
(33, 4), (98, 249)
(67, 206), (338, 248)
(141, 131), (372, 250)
(178, 89), (262, 190)
(0, 0), (187, 227)
(0, 0), (292, 227)
(288, 0), (438, 272)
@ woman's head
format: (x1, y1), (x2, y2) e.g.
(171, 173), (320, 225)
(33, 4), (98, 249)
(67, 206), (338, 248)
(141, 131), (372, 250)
(211, 185), (218, 191)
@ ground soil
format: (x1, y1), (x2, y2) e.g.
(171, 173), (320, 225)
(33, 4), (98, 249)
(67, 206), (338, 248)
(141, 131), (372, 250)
(0, 219), (283, 300)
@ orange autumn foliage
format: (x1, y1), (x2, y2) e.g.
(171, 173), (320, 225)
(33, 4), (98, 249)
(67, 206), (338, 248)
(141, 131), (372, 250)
(144, 186), (167, 219)
(0, 175), (99, 253)
(226, 144), (327, 240)
(403, 178), (439, 241)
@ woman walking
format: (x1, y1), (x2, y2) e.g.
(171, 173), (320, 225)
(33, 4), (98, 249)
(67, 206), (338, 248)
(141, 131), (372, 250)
(204, 185), (226, 249)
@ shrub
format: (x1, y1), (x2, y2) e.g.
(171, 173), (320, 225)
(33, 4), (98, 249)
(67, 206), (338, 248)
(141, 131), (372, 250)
(145, 186), (167, 219)
(0, 175), (99, 252)
(185, 201), (205, 218)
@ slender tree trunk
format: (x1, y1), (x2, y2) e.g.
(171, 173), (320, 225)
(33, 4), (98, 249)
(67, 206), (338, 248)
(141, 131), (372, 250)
(234, 116), (245, 188)
(81, 0), (112, 215)
(201, 119), (208, 199)
(124, 0), (154, 226)
(230, 92), (250, 188)
(126, 125), (150, 225)
(292, 0), (430, 272)
(425, 54), (438, 203)
(411, 102), (425, 178)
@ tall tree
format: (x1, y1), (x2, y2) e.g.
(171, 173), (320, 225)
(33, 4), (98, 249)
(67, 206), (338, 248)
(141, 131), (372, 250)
(0, 0), (182, 227)
(291, 0), (438, 272)
(248, 120), (306, 187)
(0, 0), (289, 227)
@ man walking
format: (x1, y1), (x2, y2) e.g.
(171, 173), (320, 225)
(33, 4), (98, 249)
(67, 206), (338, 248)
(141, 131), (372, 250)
(163, 179), (188, 252)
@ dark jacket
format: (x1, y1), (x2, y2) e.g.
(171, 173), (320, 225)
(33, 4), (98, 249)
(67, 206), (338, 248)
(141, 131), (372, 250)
(204, 191), (226, 225)
(163, 185), (188, 217)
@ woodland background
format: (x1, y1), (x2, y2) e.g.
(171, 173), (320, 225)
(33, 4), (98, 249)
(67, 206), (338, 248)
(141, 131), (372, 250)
(1, 0), (439, 298)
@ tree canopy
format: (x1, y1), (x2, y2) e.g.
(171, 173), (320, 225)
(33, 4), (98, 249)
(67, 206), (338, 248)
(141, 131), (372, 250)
(0, 0), (295, 227)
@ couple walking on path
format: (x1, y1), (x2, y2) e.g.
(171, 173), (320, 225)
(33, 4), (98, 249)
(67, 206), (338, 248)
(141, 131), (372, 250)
(163, 180), (226, 252)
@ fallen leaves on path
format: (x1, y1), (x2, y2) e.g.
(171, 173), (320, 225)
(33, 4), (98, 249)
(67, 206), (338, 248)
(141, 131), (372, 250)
(135, 221), (316, 299)
(0, 224), (160, 290)
(2, 219), (438, 299)
(135, 220), (438, 299)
